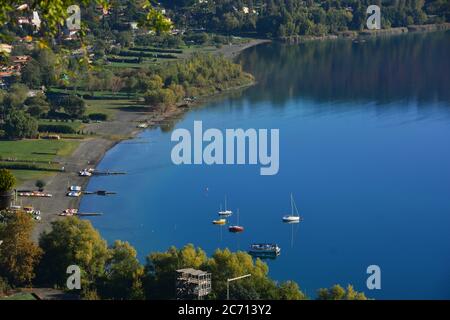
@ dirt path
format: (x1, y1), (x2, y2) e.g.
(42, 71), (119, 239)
(216, 39), (271, 59)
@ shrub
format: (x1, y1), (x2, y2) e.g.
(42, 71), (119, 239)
(35, 180), (45, 191)
(38, 124), (76, 134)
(88, 113), (108, 121)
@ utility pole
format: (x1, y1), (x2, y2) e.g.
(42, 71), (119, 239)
(227, 274), (251, 300)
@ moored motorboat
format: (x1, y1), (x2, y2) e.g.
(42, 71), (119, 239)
(248, 243), (281, 258)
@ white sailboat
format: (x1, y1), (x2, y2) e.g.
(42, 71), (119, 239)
(218, 195), (233, 216)
(282, 193), (302, 223)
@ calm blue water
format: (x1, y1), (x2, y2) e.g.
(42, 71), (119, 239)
(81, 32), (450, 299)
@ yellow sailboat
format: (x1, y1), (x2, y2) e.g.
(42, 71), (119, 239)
(212, 218), (227, 225)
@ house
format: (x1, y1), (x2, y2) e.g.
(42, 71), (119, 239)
(12, 55), (31, 64)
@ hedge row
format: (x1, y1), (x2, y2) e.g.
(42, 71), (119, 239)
(38, 124), (76, 134)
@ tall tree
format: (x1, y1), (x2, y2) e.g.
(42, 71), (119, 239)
(98, 240), (145, 300)
(0, 211), (42, 286)
(3, 109), (38, 139)
(38, 218), (109, 290)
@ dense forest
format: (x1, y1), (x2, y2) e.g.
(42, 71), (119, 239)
(160, 0), (450, 37)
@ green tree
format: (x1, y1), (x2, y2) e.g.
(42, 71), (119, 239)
(0, 211), (42, 286)
(38, 218), (109, 289)
(0, 169), (16, 192)
(278, 281), (307, 300)
(21, 59), (42, 88)
(117, 31), (134, 47)
(4, 109), (38, 139)
(3, 83), (29, 109)
(143, 244), (207, 299)
(98, 241), (145, 300)
(25, 93), (50, 118)
(36, 49), (57, 86)
(61, 95), (86, 118)
(35, 180), (45, 191)
(204, 249), (280, 300)
(317, 284), (368, 300)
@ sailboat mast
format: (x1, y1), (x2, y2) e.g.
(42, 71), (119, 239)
(291, 193), (294, 216)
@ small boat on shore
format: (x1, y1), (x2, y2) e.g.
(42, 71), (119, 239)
(79, 169), (92, 177)
(67, 191), (82, 197)
(18, 191), (52, 197)
(248, 243), (281, 258)
(212, 218), (226, 225)
(59, 209), (78, 217)
(282, 193), (302, 223)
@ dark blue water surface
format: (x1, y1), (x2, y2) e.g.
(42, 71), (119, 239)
(80, 32), (450, 299)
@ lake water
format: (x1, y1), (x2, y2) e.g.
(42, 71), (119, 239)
(80, 32), (450, 299)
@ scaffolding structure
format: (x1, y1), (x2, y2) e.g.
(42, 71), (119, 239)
(176, 268), (212, 300)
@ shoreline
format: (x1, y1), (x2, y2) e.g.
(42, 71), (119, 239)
(18, 39), (268, 242)
(22, 27), (448, 241)
(279, 23), (450, 43)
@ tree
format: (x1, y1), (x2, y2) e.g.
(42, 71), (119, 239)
(143, 244), (306, 300)
(21, 59), (42, 88)
(98, 241), (144, 300)
(0, 169), (16, 192)
(38, 218), (109, 289)
(317, 284), (368, 300)
(143, 244), (207, 299)
(3, 83), (29, 109)
(117, 31), (134, 47)
(25, 93), (50, 118)
(3, 109), (38, 139)
(278, 281), (307, 300)
(0, 211), (42, 286)
(36, 49), (57, 86)
(204, 248), (280, 300)
(144, 88), (177, 108)
(35, 180), (45, 191)
(61, 95), (86, 118)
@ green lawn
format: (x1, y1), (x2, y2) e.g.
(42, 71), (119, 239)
(86, 99), (139, 119)
(0, 293), (37, 300)
(0, 139), (79, 161)
(38, 119), (85, 131)
(0, 139), (80, 185)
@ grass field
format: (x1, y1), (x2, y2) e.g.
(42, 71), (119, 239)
(0, 139), (80, 184)
(38, 119), (85, 131)
(0, 293), (37, 300)
(0, 139), (80, 161)
(86, 99), (139, 119)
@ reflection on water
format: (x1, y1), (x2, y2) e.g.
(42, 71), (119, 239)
(81, 31), (450, 299)
(239, 31), (450, 107)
